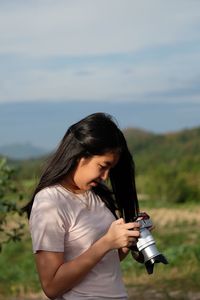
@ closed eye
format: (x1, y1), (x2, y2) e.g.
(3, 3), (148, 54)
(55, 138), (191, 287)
(99, 164), (107, 170)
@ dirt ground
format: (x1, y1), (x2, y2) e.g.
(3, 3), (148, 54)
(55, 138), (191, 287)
(4, 288), (200, 300)
(127, 287), (200, 300)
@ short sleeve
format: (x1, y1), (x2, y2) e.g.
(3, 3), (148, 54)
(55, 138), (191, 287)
(29, 190), (66, 253)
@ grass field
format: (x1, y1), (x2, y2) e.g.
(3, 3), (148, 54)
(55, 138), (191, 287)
(0, 205), (200, 299)
(122, 205), (200, 299)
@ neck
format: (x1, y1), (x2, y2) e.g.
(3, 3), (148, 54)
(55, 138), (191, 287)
(59, 178), (84, 194)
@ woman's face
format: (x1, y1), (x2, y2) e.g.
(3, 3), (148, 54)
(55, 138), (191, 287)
(68, 151), (120, 193)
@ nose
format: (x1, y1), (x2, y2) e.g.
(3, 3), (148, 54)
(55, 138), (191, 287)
(100, 170), (109, 181)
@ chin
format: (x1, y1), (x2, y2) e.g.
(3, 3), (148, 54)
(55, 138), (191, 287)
(83, 185), (91, 191)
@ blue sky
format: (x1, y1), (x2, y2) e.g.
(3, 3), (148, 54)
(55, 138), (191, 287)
(0, 0), (200, 149)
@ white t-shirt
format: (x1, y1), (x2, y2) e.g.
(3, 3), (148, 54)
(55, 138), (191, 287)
(29, 185), (128, 300)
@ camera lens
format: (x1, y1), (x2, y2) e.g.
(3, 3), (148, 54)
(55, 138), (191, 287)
(135, 219), (169, 274)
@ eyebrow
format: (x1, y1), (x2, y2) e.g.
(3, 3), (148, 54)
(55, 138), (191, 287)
(102, 161), (116, 167)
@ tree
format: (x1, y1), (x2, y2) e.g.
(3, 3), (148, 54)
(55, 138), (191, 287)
(144, 164), (200, 204)
(0, 158), (25, 251)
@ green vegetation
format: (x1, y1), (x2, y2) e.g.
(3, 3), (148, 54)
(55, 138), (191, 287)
(0, 237), (40, 297)
(0, 126), (200, 299)
(0, 158), (25, 251)
(124, 126), (200, 204)
(122, 215), (200, 292)
(0, 206), (199, 299)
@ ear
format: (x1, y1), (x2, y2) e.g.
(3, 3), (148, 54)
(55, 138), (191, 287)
(77, 156), (90, 167)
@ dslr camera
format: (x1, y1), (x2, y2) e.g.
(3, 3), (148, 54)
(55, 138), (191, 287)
(130, 212), (168, 274)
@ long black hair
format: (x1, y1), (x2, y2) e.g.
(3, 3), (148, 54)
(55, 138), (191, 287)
(23, 112), (139, 221)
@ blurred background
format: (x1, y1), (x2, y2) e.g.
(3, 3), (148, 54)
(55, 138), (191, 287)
(0, 1), (200, 299)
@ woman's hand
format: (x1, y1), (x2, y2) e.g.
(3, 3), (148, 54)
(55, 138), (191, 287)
(104, 218), (140, 250)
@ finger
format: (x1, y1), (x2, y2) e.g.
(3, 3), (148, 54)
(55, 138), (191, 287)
(127, 230), (140, 238)
(115, 218), (125, 225)
(124, 222), (140, 230)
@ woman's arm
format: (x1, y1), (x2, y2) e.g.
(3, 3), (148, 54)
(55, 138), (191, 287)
(35, 218), (140, 299)
(35, 235), (110, 299)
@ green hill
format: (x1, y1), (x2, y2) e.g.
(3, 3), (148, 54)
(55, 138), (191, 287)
(5, 126), (200, 205)
(124, 126), (200, 171)
(124, 126), (200, 203)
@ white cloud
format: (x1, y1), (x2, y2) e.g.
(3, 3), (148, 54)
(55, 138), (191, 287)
(1, 47), (199, 103)
(0, 0), (200, 103)
(0, 0), (199, 56)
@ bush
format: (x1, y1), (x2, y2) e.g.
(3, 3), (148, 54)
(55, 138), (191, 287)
(0, 158), (25, 251)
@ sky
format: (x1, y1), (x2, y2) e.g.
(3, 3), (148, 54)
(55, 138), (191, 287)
(0, 0), (200, 149)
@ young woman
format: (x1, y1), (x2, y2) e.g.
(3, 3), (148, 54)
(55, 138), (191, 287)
(24, 112), (141, 300)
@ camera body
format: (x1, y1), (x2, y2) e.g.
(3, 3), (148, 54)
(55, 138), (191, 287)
(131, 213), (168, 274)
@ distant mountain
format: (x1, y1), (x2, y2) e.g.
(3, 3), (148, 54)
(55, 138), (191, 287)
(5, 126), (198, 203)
(0, 142), (49, 160)
(123, 126), (200, 173)
(1, 125), (200, 163)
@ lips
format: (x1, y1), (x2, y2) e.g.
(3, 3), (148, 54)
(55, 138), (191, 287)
(90, 179), (100, 187)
